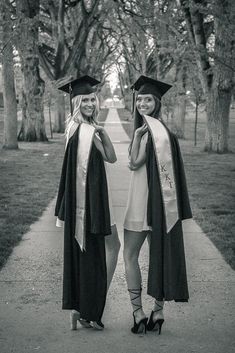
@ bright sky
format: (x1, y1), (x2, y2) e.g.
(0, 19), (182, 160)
(106, 66), (119, 92)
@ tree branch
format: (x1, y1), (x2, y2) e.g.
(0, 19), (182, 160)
(38, 46), (55, 80)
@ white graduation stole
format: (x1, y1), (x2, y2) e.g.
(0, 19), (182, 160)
(74, 123), (95, 251)
(143, 115), (179, 233)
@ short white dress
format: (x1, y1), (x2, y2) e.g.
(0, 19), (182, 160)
(124, 132), (151, 232)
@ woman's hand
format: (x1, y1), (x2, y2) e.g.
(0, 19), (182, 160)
(93, 124), (117, 163)
(135, 124), (148, 137)
(130, 124), (147, 168)
(128, 162), (139, 171)
(94, 124), (105, 135)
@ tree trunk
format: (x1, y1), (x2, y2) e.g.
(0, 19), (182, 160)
(194, 100), (198, 146)
(204, 1), (234, 153)
(18, 69), (47, 141)
(48, 100), (53, 139)
(174, 94), (186, 139)
(53, 91), (65, 133)
(18, 90), (27, 141)
(1, 0), (18, 149)
(16, 0), (47, 142)
(180, 0), (234, 153)
(205, 86), (231, 152)
(174, 65), (187, 139)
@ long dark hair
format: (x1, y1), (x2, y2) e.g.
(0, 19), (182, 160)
(129, 95), (161, 155)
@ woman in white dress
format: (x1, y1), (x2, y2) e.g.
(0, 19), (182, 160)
(123, 76), (192, 335)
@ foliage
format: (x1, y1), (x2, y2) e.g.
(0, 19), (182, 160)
(38, 0), (122, 82)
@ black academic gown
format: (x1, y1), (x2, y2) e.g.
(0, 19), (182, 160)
(55, 126), (111, 321)
(146, 130), (192, 302)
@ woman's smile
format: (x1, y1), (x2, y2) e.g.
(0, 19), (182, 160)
(136, 94), (156, 116)
(80, 93), (96, 118)
(82, 106), (94, 115)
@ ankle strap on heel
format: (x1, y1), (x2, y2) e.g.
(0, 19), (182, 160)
(128, 288), (142, 315)
(154, 300), (163, 313)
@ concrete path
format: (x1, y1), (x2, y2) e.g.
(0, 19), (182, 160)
(0, 108), (234, 353)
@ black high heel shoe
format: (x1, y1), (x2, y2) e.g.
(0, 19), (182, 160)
(132, 315), (148, 334)
(128, 288), (148, 334)
(147, 302), (164, 334)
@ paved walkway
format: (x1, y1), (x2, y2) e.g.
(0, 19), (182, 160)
(0, 108), (234, 353)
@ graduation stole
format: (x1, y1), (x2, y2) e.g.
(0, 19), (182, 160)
(66, 122), (96, 251)
(143, 115), (179, 233)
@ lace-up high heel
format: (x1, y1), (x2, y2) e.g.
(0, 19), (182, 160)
(147, 301), (164, 334)
(128, 288), (148, 334)
(70, 310), (92, 330)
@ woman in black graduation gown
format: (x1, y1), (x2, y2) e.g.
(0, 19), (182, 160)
(123, 75), (192, 334)
(55, 76), (118, 330)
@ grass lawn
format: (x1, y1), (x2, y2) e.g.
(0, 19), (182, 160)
(0, 106), (234, 270)
(117, 107), (235, 270)
(0, 136), (65, 268)
(0, 108), (108, 269)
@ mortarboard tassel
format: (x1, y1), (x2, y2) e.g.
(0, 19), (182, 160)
(131, 89), (135, 117)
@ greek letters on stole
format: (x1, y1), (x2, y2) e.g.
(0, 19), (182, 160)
(143, 115), (179, 233)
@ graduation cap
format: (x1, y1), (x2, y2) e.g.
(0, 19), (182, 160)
(131, 75), (172, 101)
(57, 75), (101, 114)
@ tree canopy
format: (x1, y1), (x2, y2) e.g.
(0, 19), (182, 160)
(0, 0), (234, 151)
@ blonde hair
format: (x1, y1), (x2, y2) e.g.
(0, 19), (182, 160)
(65, 94), (100, 136)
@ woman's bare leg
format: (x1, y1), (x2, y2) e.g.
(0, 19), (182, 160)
(105, 224), (120, 290)
(123, 229), (148, 323)
(147, 235), (164, 321)
(152, 300), (164, 320)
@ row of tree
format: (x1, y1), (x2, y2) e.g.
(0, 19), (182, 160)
(0, 0), (235, 152)
(1, 0), (117, 146)
(110, 0), (235, 152)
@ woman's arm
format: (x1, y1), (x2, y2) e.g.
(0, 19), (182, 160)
(130, 125), (148, 169)
(93, 126), (117, 163)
